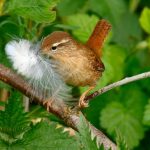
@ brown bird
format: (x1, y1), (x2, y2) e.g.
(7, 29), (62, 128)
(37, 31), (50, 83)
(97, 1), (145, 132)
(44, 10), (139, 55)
(41, 19), (111, 108)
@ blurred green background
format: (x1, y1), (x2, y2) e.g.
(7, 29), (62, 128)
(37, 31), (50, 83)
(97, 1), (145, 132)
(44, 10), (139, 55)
(0, 0), (150, 149)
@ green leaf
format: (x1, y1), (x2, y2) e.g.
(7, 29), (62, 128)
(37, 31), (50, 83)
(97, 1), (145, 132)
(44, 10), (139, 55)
(65, 14), (99, 43)
(54, 24), (78, 30)
(78, 114), (106, 150)
(0, 25), (16, 66)
(1, 121), (79, 149)
(139, 7), (150, 34)
(129, 0), (140, 12)
(83, 90), (117, 129)
(100, 102), (144, 149)
(97, 45), (126, 88)
(57, 0), (86, 17)
(113, 12), (142, 49)
(89, 0), (126, 26)
(116, 131), (129, 150)
(13, 122), (79, 150)
(27, 105), (61, 123)
(0, 17), (19, 40)
(27, 105), (50, 119)
(119, 84), (147, 121)
(77, 115), (98, 150)
(0, 139), (7, 150)
(143, 100), (150, 125)
(5, 0), (59, 23)
(0, 91), (30, 144)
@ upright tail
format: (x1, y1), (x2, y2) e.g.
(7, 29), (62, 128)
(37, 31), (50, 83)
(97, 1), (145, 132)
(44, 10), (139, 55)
(86, 19), (111, 58)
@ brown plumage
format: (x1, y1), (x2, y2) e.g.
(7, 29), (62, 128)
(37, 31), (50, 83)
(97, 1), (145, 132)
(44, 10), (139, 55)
(86, 19), (111, 58)
(41, 19), (111, 108)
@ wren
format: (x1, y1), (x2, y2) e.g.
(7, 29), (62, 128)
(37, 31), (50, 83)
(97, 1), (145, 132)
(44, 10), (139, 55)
(41, 19), (111, 108)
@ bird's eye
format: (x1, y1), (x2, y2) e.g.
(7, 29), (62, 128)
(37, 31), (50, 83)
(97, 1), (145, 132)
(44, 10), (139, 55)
(51, 46), (57, 51)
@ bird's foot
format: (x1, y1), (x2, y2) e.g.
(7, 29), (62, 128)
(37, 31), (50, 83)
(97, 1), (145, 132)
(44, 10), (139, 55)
(78, 86), (95, 109)
(43, 99), (54, 111)
(78, 94), (89, 108)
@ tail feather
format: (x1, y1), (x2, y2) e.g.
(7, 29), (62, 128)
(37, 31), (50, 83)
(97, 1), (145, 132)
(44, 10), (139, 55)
(86, 19), (111, 58)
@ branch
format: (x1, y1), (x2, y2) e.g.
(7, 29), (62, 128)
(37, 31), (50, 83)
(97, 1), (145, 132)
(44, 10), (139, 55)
(0, 64), (116, 150)
(85, 71), (150, 102)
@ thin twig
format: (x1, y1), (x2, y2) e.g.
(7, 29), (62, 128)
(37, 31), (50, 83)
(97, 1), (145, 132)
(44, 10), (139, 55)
(0, 64), (116, 150)
(85, 71), (150, 102)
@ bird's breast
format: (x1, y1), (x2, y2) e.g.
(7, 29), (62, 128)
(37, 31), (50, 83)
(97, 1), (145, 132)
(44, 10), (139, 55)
(53, 52), (101, 86)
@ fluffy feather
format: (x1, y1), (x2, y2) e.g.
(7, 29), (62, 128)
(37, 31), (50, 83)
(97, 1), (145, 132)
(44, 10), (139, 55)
(5, 39), (74, 105)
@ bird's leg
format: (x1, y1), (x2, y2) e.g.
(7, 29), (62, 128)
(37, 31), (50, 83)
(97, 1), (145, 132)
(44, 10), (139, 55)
(78, 86), (95, 108)
(43, 99), (54, 111)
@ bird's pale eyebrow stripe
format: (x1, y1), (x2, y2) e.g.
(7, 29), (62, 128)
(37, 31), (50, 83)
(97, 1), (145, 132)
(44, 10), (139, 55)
(52, 39), (70, 47)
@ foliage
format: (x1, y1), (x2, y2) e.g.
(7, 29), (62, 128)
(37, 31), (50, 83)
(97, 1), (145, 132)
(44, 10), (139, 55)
(5, 0), (59, 23)
(77, 114), (105, 150)
(0, 95), (106, 150)
(65, 14), (99, 43)
(15, 122), (79, 150)
(0, 0), (150, 149)
(101, 101), (144, 149)
(0, 92), (30, 144)
(143, 99), (150, 125)
(139, 7), (150, 34)
(116, 131), (129, 150)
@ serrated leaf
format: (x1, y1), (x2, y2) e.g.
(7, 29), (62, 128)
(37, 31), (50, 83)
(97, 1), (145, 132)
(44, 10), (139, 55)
(99, 144), (105, 150)
(78, 114), (105, 150)
(139, 7), (150, 34)
(27, 105), (61, 123)
(0, 91), (30, 144)
(143, 100), (150, 125)
(57, 0), (86, 16)
(5, 0), (59, 23)
(100, 102), (144, 149)
(1, 122), (79, 149)
(12, 122), (79, 150)
(116, 131), (129, 150)
(65, 14), (99, 43)
(27, 105), (50, 119)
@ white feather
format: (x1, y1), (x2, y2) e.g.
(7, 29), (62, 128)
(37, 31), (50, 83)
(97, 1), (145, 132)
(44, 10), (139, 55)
(5, 39), (75, 105)
(5, 40), (41, 78)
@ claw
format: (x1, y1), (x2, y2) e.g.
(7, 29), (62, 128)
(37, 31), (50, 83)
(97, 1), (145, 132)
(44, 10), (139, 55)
(43, 99), (54, 111)
(79, 96), (89, 108)
(78, 86), (95, 108)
